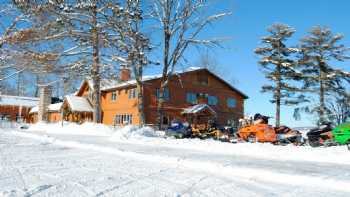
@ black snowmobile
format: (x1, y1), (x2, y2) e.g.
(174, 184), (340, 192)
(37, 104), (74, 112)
(275, 126), (304, 145)
(306, 122), (334, 147)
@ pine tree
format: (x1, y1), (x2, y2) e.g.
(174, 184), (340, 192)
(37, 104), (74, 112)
(297, 26), (350, 124)
(255, 23), (304, 127)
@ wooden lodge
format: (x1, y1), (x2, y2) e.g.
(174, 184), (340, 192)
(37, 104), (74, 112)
(29, 67), (248, 128)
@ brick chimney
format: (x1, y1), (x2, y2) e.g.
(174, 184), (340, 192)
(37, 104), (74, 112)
(119, 67), (131, 82)
(38, 85), (52, 122)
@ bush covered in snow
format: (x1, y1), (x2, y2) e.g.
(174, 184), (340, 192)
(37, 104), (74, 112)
(110, 125), (165, 141)
(28, 122), (165, 139)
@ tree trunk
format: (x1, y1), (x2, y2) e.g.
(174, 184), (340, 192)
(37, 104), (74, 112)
(156, 0), (171, 130)
(136, 82), (145, 126)
(319, 60), (326, 124)
(157, 85), (165, 130)
(134, 63), (145, 127)
(17, 72), (21, 96)
(91, 3), (101, 123)
(275, 65), (282, 127)
(275, 92), (281, 127)
(319, 74), (325, 124)
(34, 75), (41, 97)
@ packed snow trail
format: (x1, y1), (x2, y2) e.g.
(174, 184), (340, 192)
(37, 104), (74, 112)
(1, 129), (350, 196)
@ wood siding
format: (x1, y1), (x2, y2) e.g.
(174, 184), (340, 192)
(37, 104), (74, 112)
(0, 105), (32, 122)
(101, 87), (140, 125)
(28, 69), (247, 127)
(142, 70), (245, 126)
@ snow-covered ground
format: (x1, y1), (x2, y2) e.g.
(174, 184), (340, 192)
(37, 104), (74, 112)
(1, 123), (350, 197)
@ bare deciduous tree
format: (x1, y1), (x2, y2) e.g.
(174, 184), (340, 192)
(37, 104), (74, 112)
(150, 0), (230, 128)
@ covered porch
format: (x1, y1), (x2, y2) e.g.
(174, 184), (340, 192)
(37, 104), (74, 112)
(182, 104), (217, 131)
(62, 96), (94, 124)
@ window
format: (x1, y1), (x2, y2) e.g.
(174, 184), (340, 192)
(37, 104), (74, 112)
(128, 88), (137, 99)
(208, 95), (218, 106)
(227, 98), (237, 108)
(156, 88), (170, 101)
(111, 91), (117, 101)
(114, 114), (133, 125)
(186, 92), (197, 104)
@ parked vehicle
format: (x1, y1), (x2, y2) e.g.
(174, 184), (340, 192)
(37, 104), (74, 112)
(306, 122), (334, 147)
(238, 114), (304, 145)
(166, 121), (191, 139)
(238, 114), (277, 143)
(332, 123), (350, 150)
(275, 126), (304, 145)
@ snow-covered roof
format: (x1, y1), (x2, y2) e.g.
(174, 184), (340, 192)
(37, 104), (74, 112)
(78, 66), (248, 99)
(29, 106), (38, 114)
(29, 102), (63, 114)
(182, 104), (216, 115)
(49, 102), (63, 112)
(83, 67), (203, 92)
(0, 95), (39, 107)
(65, 95), (93, 112)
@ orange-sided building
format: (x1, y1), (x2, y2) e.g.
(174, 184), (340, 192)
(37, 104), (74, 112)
(0, 95), (39, 122)
(30, 67), (248, 127)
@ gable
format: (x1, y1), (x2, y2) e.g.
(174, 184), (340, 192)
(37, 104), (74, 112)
(76, 81), (91, 97)
(175, 69), (248, 99)
(205, 70), (248, 99)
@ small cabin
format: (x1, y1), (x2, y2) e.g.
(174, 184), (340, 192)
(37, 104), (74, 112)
(0, 95), (39, 122)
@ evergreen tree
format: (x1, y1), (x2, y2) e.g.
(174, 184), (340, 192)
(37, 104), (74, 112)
(297, 26), (350, 124)
(255, 23), (304, 127)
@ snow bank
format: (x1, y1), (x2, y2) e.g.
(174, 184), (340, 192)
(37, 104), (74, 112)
(28, 122), (165, 139)
(10, 130), (350, 194)
(28, 122), (114, 136)
(109, 125), (165, 140)
(25, 122), (350, 165)
(109, 135), (350, 165)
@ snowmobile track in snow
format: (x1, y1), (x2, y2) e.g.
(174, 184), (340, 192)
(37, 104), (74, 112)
(2, 129), (350, 196)
(11, 130), (350, 193)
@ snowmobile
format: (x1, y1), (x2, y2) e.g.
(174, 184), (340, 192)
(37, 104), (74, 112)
(275, 126), (304, 146)
(332, 123), (350, 150)
(166, 121), (192, 139)
(191, 121), (226, 140)
(238, 114), (277, 143)
(306, 122), (334, 147)
(238, 114), (304, 145)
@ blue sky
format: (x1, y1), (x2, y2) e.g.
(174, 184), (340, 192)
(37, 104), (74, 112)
(1, 0), (349, 127)
(145, 0), (350, 127)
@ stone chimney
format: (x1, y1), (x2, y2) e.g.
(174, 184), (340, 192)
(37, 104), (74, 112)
(38, 85), (52, 122)
(119, 66), (131, 82)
